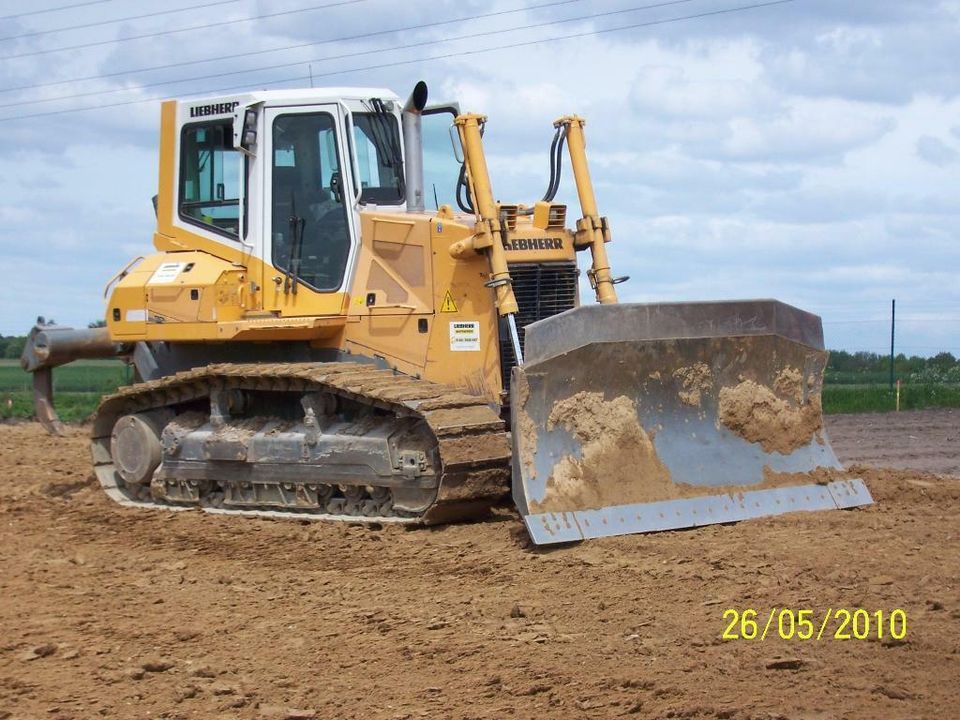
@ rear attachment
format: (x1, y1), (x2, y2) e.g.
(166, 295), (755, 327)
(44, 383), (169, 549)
(511, 300), (873, 545)
(20, 318), (128, 435)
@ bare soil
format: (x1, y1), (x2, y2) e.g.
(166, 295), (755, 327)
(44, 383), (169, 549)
(0, 412), (958, 720)
(827, 408), (959, 476)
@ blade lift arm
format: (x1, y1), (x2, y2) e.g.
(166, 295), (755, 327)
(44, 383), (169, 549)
(555, 115), (625, 305)
(444, 112), (627, 365)
(449, 113), (524, 365)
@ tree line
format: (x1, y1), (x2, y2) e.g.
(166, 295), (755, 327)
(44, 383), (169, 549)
(0, 336), (26, 360)
(827, 350), (960, 383)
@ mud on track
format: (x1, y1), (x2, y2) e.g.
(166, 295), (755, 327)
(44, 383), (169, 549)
(0, 413), (958, 720)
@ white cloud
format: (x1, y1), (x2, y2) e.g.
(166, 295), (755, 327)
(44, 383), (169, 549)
(916, 135), (960, 167)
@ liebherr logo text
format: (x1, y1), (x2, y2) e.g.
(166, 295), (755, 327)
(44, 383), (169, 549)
(189, 101), (239, 118)
(505, 238), (564, 251)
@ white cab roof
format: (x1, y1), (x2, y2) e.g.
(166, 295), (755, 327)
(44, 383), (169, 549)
(174, 87), (402, 108)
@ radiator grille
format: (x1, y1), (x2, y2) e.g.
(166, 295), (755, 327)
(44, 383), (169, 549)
(499, 262), (579, 397)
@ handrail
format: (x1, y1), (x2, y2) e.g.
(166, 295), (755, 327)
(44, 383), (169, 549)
(103, 256), (144, 299)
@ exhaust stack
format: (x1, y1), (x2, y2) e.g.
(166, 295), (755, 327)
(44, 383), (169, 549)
(402, 81), (428, 212)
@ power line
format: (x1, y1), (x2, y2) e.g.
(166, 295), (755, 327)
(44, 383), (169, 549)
(1, 0), (594, 93)
(0, 0), (370, 60)
(0, 0), (732, 109)
(0, 0), (117, 21)
(0, 0), (797, 122)
(0, 0), (242, 42)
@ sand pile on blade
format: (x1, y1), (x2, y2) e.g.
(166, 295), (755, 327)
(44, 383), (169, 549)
(672, 362), (714, 408)
(513, 371), (539, 478)
(529, 392), (675, 513)
(717, 368), (823, 455)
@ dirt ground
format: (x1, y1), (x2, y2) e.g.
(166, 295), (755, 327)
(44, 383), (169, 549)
(827, 408), (959, 476)
(0, 412), (957, 720)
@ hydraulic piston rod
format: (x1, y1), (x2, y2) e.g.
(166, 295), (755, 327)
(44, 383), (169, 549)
(556, 115), (619, 305)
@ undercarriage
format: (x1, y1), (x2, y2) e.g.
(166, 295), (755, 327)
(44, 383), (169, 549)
(92, 363), (512, 524)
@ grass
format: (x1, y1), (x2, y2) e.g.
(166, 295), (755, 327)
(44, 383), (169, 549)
(822, 383), (960, 414)
(0, 392), (105, 423)
(2, 359), (959, 423)
(824, 370), (895, 385)
(0, 359), (131, 423)
(0, 358), (131, 393)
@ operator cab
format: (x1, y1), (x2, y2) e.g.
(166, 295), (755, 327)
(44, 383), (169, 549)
(171, 85), (458, 299)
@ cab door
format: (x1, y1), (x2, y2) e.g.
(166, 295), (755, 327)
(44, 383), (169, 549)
(261, 104), (359, 316)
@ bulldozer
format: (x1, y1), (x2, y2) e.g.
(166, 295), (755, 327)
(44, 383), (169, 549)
(21, 81), (871, 544)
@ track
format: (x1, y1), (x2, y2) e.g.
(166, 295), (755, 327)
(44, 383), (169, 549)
(91, 362), (512, 524)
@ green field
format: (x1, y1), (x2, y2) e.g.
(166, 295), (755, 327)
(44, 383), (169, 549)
(822, 383), (960, 414)
(2, 358), (958, 423)
(0, 359), (131, 423)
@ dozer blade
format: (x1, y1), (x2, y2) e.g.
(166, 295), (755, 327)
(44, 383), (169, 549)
(511, 300), (873, 545)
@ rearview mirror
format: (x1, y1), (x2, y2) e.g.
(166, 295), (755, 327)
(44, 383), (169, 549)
(329, 172), (343, 203)
(237, 107), (258, 156)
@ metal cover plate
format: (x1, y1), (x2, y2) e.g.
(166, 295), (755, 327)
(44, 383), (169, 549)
(523, 479), (874, 545)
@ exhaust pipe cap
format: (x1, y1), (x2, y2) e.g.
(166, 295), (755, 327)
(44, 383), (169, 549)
(405, 81), (428, 113)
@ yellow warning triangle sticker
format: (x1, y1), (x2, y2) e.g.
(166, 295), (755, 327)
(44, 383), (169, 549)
(439, 290), (459, 313)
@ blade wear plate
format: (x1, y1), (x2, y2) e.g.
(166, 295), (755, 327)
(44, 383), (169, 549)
(523, 479), (873, 545)
(510, 300), (873, 545)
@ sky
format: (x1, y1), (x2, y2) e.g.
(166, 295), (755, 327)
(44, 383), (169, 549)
(0, 0), (958, 355)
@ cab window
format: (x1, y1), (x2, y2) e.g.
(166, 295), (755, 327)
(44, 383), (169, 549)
(352, 112), (403, 205)
(271, 112), (352, 292)
(179, 122), (240, 237)
(421, 108), (460, 210)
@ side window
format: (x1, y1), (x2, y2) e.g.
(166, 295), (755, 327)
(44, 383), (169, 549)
(421, 109), (460, 210)
(352, 113), (403, 205)
(179, 122), (240, 237)
(271, 112), (352, 292)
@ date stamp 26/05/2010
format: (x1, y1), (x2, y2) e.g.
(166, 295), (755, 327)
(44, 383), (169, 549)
(722, 608), (907, 641)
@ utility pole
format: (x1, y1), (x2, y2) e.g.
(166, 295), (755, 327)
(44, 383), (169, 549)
(889, 299), (896, 390)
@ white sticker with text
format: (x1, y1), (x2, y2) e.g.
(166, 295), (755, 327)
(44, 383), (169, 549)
(449, 321), (480, 352)
(148, 262), (186, 284)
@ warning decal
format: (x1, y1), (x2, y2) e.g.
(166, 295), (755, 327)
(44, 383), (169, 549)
(439, 290), (459, 313)
(449, 321), (480, 352)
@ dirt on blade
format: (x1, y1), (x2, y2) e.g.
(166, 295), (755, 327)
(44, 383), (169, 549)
(0, 413), (958, 719)
(530, 391), (674, 512)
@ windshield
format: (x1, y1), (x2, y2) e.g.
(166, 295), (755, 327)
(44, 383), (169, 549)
(271, 112), (352, 292)
(353, 111), (404, 205)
